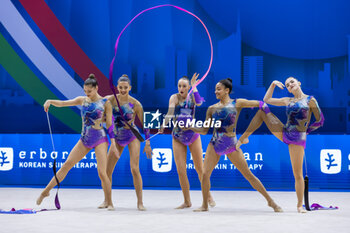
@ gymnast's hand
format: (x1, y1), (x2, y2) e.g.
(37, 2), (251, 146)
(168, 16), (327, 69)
(191, 72), (200, 87)
(123, 119), (134, 129)
(272, 80), (285, 89)
(43, 100), (51, 112)
(143, 143), (153, 159)
(109, 143), (120, 160)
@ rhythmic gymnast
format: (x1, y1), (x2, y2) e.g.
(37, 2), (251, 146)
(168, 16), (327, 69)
(191, 78), (282, 212)
(236, 77), (324, 213)
(98, 74), (152, 211)
(37, 74), (116, 210)
(159, 73), (215, 209)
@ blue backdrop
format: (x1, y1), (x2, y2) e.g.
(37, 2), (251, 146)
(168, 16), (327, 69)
(1, 0), (350, 133)
(1, 0), (350, 190)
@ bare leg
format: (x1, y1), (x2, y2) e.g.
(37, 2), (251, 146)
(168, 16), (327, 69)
(173, 138), (191, 209)
(237, 110), (284, 150)
(227, 149), (283, 212)
(94, 142), (114, 210)
(98, 143), (124, 209)
(194, 144), (220, 212)
(189, 137), (215, 207)
(128, 139), (145, 211)
(37, 140), (90, 205)
(288, 144), (306, 213)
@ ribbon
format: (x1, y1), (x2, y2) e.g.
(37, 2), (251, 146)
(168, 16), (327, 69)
(109, 4), (213, 137)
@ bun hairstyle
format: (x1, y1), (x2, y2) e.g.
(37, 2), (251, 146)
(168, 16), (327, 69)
(179, 76), (190, 85)
(84, 73), (98, 87)
(219, 78), (233, 93)
(118, 74), (131, 84)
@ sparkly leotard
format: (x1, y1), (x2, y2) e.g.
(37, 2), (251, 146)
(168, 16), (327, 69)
(283, 96), (324, 148)
(113, 102), (139, 147)
(210, 99), (238, 155)
(172, 94), (200, 146)
(80, 98), (108, 148)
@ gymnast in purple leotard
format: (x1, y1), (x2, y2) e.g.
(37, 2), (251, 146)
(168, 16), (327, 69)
(171, 93), (200, 146)
(37, 74), (117, 210)
(192, 78), (282, 212)
(282, 95), (322, 148)
(209, 99), (238, 155)
(99, 74), (152, 211)
(159, 73), (215, 209)
(237, 77), (324, 213)
(112, 101), (139, 146)
(80, 97), (109, 148)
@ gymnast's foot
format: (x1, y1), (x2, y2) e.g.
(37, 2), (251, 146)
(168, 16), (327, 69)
(36, 191), (50, 205)
(98, 201), (108, 209)
(268, 200), (283, 212)
(208, 197), (216, 208)
(138, 202), (147, 211)
(236, 138), (249, 150)
(175, 202), (192, 209)
(193, 205), (209, 212)
(107, 205), (115, 211)
(297, 206), (307, 213)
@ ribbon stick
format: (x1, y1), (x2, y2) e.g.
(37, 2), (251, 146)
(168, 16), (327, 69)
(46, 112), (61, 210)
(143, 132), (161, 142)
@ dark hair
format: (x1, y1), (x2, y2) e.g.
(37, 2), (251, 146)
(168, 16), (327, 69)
(84, 73), (98, 87)
(118, 74), (130, 84)
(219, 78), (233, 93)
(178, 76), (190, 85)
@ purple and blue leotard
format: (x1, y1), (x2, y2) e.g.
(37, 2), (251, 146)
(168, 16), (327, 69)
(210, 99), (238, 155)
(112, 102), (139, 147)
(282, 96), (324, 148)
(80, 98), (108, 148)
(172, 93), (203, 146)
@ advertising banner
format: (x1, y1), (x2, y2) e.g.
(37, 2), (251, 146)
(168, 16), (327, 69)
(0, 134), (349, 190)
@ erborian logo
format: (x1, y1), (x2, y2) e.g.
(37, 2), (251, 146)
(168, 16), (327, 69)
(0, 147), (14, 171)
(152, 148), (172, 172)
(320, 149), (341, 174)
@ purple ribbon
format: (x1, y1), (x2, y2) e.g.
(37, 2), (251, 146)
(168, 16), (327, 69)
(310, 203), (339, 210)
(0, 206), (61, 214)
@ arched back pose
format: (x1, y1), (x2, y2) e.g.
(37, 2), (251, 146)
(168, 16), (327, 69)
(37, 74), (117, 210)
(237, 77), (324, 213)
(191, 78), (282, 212)
(159, 73), (215, 209)
(99, 74), (152, 211)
